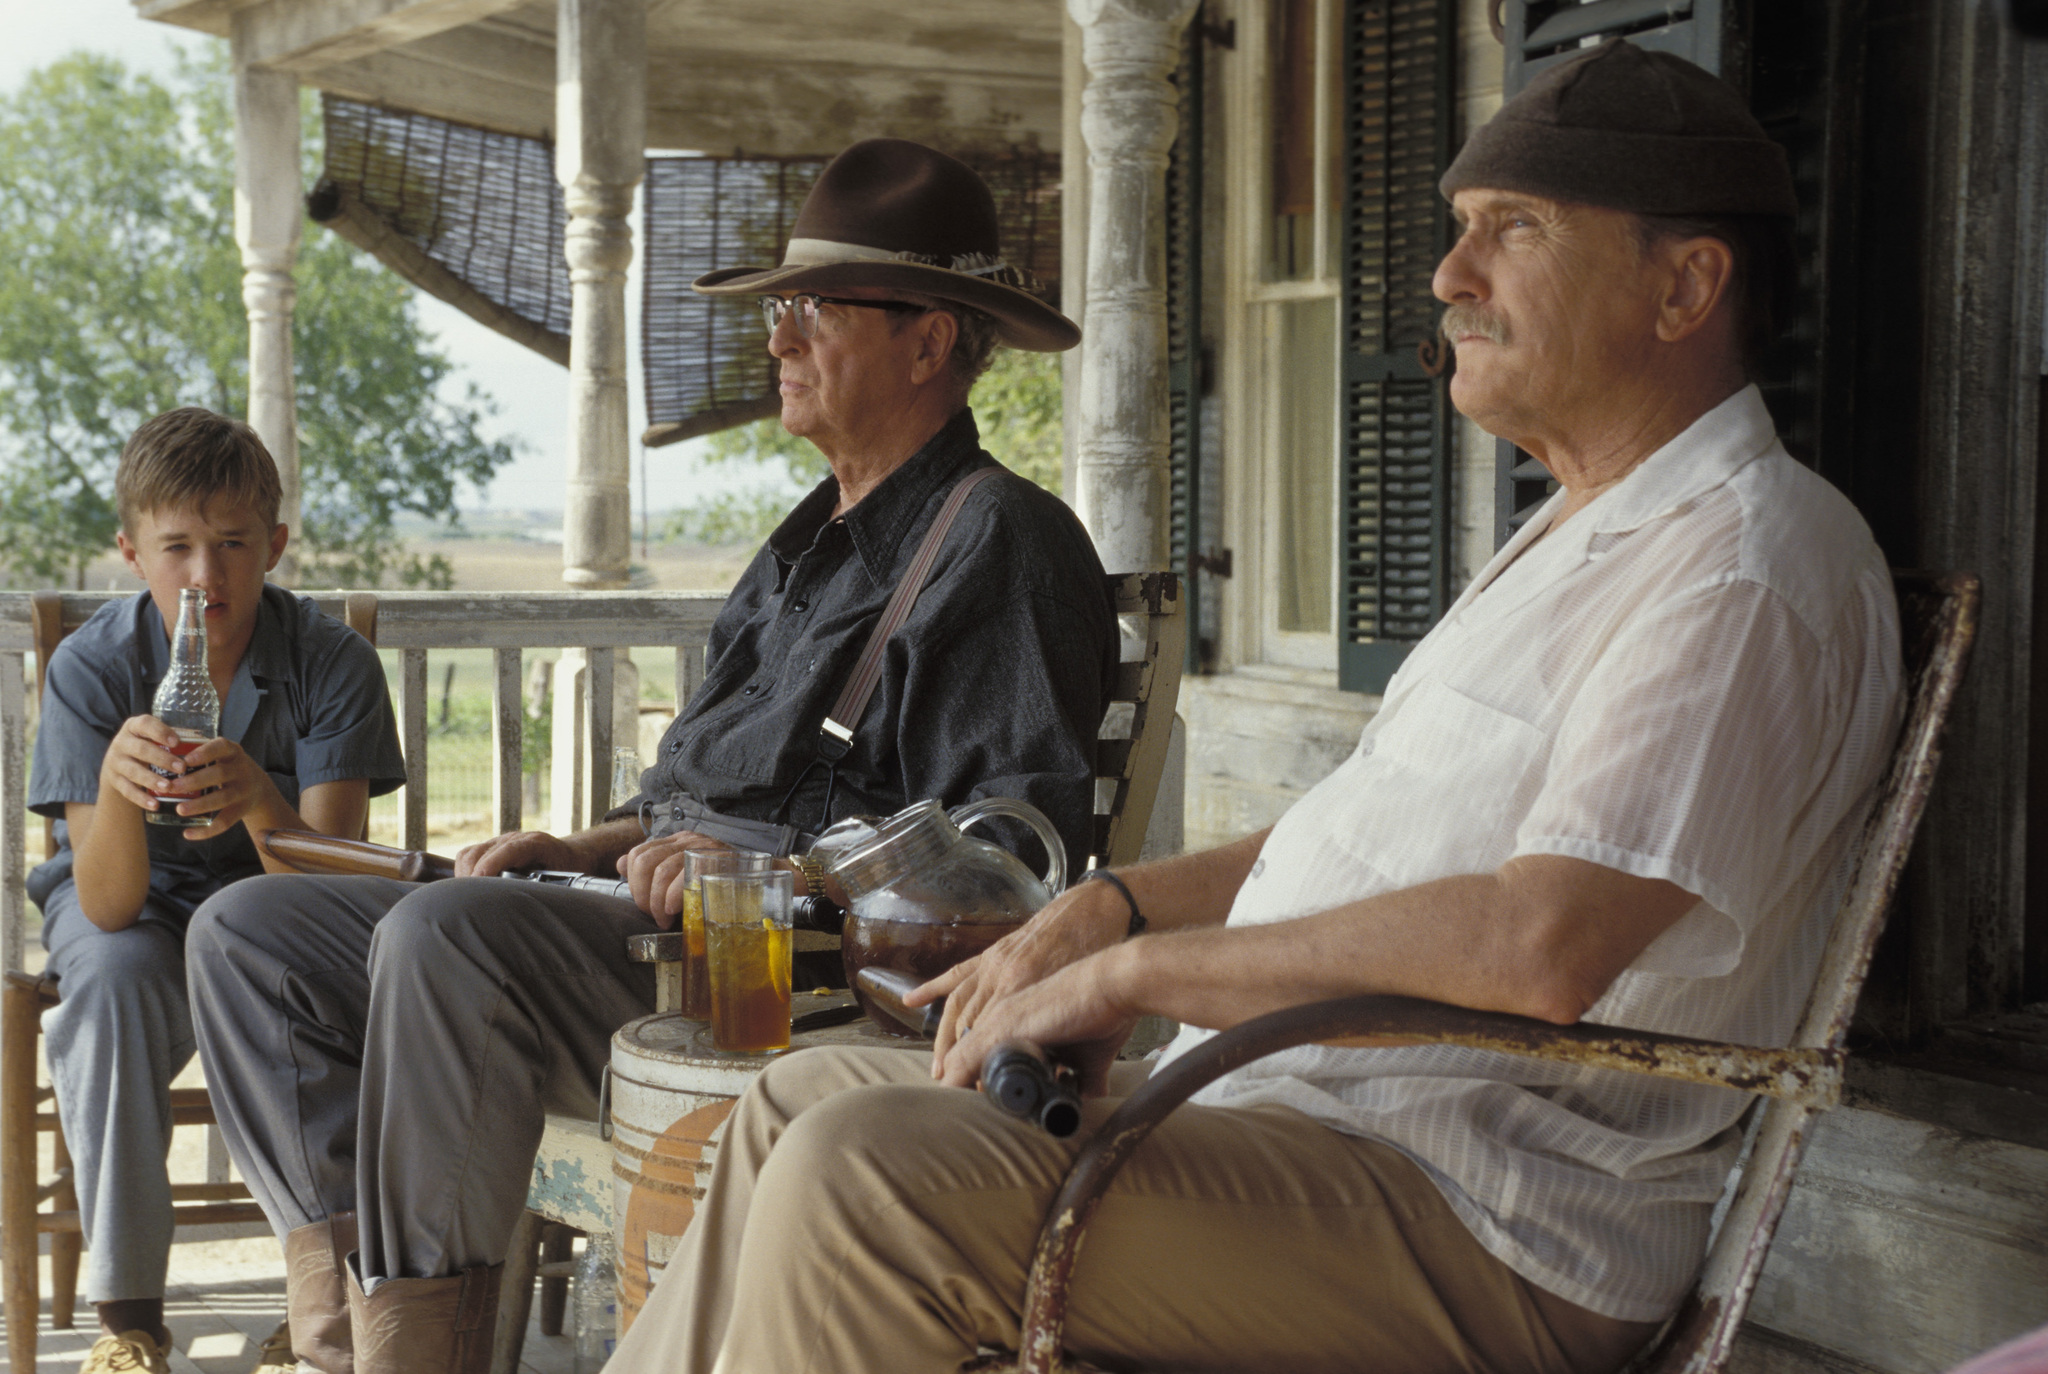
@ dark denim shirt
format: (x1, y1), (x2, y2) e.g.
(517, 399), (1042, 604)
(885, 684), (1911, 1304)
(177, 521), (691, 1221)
(622, 409), (1117, 874)
(27, 584), (407, 926)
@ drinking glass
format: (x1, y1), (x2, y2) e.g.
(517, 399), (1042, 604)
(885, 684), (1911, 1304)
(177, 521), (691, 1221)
(704, 869), (795, 1053)
(679, 849), (773, 1020)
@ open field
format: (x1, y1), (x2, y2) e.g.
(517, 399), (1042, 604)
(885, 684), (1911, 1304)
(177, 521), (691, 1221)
(9, 531), (756, 597)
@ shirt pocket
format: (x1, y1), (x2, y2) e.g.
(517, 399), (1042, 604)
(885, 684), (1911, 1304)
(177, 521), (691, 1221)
(1323, 680), (1553, 889)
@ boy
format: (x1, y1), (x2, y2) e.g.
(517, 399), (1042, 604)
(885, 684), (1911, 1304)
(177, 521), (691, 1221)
(26, 408), (405, 1374)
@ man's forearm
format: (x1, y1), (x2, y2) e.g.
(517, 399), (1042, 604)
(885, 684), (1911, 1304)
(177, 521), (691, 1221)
(1107, 828), (1269, 933)
(1100, 856), (1699, 1033)
(565, 817), (648, 873)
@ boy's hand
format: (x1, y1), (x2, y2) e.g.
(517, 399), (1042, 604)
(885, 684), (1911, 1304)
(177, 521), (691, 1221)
(97, 714), (202, 817)
(156, 735), (288, 840)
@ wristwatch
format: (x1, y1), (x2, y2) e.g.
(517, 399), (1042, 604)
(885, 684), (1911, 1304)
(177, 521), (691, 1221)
(793, 852), (829, 899)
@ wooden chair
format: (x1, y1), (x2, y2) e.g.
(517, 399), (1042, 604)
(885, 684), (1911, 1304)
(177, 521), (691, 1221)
(490, 572), (1188, 1373)
(1092, 573), (1185, 868)
(976, 569), (1979, 1374)
(1, 590), (381, 1373)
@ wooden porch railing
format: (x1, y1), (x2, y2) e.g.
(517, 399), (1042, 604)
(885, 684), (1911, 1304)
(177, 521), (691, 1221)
(0, 589), (727, 976)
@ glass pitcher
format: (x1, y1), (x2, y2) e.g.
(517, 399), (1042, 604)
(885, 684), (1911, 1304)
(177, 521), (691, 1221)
(827, 798), (1067, 1036)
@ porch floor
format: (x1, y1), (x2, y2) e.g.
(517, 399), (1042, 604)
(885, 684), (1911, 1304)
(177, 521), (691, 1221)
(11, 1238), (578, 1372)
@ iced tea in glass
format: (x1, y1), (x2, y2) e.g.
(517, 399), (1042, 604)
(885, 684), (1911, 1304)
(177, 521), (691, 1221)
(679, 850), (772, 1020)
(704, 870), (794, 1053)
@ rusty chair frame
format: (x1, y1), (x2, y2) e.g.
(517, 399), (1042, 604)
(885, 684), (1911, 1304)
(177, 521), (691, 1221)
(988, 570), (1978, 1374)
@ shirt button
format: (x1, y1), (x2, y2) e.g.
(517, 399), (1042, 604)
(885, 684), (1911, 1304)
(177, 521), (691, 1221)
(1250, 858), (1266, 879)
(790, 598), (810, 613)
(668, 740), (681, 754)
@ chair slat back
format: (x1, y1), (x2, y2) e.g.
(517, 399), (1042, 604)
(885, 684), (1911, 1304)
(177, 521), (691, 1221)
(1638, 569), (1980, 1374)
(30, 593), (66, 865)
(1093, 574), (1185, 868)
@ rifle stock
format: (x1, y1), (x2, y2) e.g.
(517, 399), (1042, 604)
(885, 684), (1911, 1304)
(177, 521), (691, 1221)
(263, 830), (457, 884)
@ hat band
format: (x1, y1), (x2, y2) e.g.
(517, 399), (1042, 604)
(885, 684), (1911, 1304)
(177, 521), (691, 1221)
(781, 237), (1015, 277)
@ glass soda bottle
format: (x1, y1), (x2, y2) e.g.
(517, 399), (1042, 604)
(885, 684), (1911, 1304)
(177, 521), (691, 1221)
(146, 586), (220, 827)
(572, 1232), (617, 1372)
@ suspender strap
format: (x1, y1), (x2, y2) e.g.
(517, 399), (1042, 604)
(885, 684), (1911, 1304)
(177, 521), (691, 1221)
(818, 464), (1006, 758)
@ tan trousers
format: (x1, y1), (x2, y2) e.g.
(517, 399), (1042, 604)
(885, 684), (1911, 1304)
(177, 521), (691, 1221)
(606, 1047), (1660, 1374)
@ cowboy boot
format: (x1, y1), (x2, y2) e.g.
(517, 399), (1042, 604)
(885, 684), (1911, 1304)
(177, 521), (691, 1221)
(282, 1212), (357, 1374)
(346, 1259), (502, 1374)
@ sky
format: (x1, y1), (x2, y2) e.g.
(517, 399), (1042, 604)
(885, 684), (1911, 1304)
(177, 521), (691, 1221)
(0, 0), (775, 517)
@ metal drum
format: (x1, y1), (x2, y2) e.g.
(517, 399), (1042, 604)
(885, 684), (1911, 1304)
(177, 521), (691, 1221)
(607, 996), (894, 1332)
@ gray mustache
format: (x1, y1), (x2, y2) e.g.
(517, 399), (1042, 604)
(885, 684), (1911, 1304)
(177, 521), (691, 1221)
(1440, 304), (1509, 346)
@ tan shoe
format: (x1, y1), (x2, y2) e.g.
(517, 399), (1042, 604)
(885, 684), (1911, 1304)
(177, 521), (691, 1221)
(77, 1330), (170, 1374)
(346, 1260), (501, 1374)
(284, 1212), (357, 1373)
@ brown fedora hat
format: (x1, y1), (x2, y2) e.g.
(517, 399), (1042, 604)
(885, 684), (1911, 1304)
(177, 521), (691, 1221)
(692, 138), (1081, 353)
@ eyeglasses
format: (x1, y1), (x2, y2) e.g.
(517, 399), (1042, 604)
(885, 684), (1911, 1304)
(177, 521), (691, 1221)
(760, 293), (929, 338)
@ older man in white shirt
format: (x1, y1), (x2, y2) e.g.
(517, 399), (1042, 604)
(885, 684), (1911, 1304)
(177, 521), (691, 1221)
(606, 39), (1901, 1374)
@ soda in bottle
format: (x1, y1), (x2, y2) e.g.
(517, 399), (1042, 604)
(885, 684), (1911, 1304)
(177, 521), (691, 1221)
(146, 587), (221, 827)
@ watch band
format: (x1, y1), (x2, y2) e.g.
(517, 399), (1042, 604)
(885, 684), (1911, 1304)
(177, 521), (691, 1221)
(793, 853), (829, 899)
(1081, 868), (1146, 939)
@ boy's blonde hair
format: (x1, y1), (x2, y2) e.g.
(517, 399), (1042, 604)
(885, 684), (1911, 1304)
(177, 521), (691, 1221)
(115, 407), (283, 533)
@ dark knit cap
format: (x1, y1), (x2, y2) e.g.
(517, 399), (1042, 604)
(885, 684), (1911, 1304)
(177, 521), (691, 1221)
(1441, 40), (1797, 217)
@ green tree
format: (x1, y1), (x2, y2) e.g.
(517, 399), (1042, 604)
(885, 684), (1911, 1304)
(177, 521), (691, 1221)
(0, 49), (517, 588)
(666, 346), (1064, 545)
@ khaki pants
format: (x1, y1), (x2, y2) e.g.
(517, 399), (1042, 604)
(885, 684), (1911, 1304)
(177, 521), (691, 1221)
(606, 1046), (1659, 1374)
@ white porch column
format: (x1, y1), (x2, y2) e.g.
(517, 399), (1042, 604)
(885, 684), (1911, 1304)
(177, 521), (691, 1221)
(556, 0), (646, 589)
(1066, 0), (1197, 575)
(233, 63), (303, 585)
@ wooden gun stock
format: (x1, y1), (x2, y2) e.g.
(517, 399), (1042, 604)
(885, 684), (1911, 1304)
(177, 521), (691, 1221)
(263, 829), (457, 884)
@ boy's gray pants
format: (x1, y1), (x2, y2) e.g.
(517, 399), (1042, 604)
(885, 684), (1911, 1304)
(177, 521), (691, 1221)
(185, 874), (658, 1283)
(40, 881), (196, 1304)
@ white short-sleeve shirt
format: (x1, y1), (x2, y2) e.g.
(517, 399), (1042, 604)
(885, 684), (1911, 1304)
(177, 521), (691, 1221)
(1154, 386), (1902, 1322)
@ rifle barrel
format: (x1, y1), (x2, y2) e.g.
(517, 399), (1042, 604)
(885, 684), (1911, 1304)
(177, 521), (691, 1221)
(263, 830), (458, 883)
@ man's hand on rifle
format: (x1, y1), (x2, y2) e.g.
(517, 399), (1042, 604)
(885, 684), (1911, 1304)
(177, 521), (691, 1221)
(456, 831), (587, 879)
(618, 831), (734, 926)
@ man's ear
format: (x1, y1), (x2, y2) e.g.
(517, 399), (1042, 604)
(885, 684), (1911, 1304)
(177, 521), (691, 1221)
(907, 310), (960, 387)
(1654, 235), (1736, 346)
(266, 522), (290, 572)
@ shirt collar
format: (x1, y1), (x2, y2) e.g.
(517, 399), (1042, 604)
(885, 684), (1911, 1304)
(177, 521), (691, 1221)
(1580, 384), (1780, 537)
(1444, 385), (1781, 628)
(764, 408), (989, 585)
(242, 584), (295, 684)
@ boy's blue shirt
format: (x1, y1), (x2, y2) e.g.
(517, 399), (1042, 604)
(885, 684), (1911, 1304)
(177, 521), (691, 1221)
(27, 583), (406, 926)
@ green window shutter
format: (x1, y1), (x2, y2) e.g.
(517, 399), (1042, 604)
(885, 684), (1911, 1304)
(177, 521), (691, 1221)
(1339, 0), (1458, 694)
(1167, 10), (1208, 672)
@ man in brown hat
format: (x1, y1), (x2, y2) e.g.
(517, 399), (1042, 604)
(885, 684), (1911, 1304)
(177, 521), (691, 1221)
(607, 41), (1900, 1374)
(183, 139), (1117, 1373)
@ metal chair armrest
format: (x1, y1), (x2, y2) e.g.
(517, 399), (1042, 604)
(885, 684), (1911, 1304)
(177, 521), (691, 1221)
(1012, 993), (1840, 1374)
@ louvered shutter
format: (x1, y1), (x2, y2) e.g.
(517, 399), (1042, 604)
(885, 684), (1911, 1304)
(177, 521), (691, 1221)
(1166, 10), (1207, 672)
(1338, 0), (1458, 694)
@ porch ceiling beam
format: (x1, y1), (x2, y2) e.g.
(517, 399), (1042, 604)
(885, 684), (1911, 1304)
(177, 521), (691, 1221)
(231, 0), (534, 73)
(304, 34), (1059, 154)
